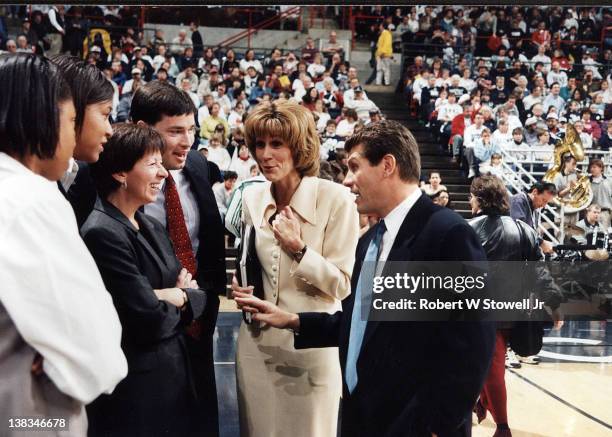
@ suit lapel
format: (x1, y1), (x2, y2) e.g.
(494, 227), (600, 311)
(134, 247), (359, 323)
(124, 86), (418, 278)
(360, 196), (435, 351)
(97, 199), (168, 278)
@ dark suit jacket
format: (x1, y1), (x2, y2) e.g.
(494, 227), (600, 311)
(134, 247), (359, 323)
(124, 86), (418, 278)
(81, 199), (208, 436)
(58, 161), (98, 228)
(295, 194), (495, 437)
(509, 191), (538, 230)
(180, 150), (226, 437)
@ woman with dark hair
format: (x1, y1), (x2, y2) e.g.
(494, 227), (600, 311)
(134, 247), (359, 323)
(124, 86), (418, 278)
(50, 55), (115, 226)
(468, 175), (562, 437)
(82, 123), (209, 437)
(430, 188), (452, 208)
(301, 86), (321, 111)
(0, 53), (126, 433)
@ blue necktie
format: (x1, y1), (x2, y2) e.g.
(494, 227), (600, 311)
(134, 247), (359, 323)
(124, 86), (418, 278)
(345, 220), (386, 393)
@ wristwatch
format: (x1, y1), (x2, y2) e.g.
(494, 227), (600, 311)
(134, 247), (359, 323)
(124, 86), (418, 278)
(293, 245), (307, 263)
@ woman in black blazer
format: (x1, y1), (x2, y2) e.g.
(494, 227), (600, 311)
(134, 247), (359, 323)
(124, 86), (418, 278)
(81, 124), (208, 437)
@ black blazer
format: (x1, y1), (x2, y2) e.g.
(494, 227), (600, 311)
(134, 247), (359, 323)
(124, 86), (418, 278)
(295, 194), (496, 437)
(58, 161), (98, 228)
(81, 199), (208, 436)
(180, 150), (226, 437)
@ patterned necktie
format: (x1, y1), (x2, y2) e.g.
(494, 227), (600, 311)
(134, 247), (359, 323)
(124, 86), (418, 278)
(165, 172), (197, 276)
(345, 220), (386, 394)
(164, 173), (201, 339)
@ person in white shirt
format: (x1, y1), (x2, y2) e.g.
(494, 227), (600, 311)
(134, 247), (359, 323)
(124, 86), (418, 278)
(213, 83), (232, 118)
(207, 134), (232, 171)
(213, 171), (238, 220)
(459, 68), (477, 92)
(336, 109), (359, 138)
(522, 86), (543, 111)
(228, 101), (247, 131)
(530, 45), (552, 73)
(239, 49), (263, 74)
(546, 61), (568, 88)
(343, 78), (369, 108)
(307, 53), (326, 79)
(0, 53), (126, 433)
(180, 77), (200, 108)
(170, 29), (193, 56)
(229, 144), (257, 183)
(345, 86), (379, 122)
(463, 111), (486, 149)
(492, 119), (514, 149)
(437, 92), (462, 124)
(573, 120), (593, 149)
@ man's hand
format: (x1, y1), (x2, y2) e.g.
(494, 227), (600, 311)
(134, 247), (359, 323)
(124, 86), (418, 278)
(233, 291), (299, 330)
(540, 240), (554, 254)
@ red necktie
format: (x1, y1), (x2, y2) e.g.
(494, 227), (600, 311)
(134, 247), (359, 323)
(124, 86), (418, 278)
(164, 173), (201, 339)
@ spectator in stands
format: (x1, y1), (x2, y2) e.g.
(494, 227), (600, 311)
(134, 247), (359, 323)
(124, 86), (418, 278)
(189, 21), (203, 58)
(122, 67), (146, 95)
(421, 171), (447, 196)
(580, 109), (602, 142)
(175, 64), (199, 92)
(375, 23), (393, 86)
(545, 113), (561, 143)
(336, 108), (359, 138)
(213, 83), (232, 116)
(492, 119), (513, 149)
(228, 143), (256, 183)
(200, 103), (229, 141)
(474, 128), (503, 176)
(170, 29), (193, 57)
(543, 82), (566, 113)
(547, 61), (568, 88)
(573, 120), (594, 149)
(588, 159), (612, 229)
(345, 86), (379, 122)
(599, 123), (612, 151)
(510, 181), (557, 254)
(430, 189), (451, 208)
(321, 30), (344, 60)
(239, 48), (263, 74)
(301, 36), (319, 64)
(180, 78), (200, 108)
(523, 117), (539, 145)
(490, 76), (511, 107)
(213, 170), (237, 220)
(450, 102), (473, 161)
(206, 133), (231, 171)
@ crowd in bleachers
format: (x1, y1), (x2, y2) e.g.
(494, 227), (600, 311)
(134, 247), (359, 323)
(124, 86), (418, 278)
(0, 5), (393, 212)
(394, 6), (611, 186)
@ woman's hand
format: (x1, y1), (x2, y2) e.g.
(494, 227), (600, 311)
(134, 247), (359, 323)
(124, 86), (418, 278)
(272, 206), (304, 255)
(233, 290), (300, 330)
(154, 288), (186, 308)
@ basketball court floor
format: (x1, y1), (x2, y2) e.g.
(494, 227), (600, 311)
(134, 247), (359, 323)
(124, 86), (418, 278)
(214, 301), (611, 437)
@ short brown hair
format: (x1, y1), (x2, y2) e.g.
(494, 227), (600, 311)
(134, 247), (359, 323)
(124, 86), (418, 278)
(589, 158), (604, 171)
(344, 120), (421, 182)
(470, 174), (510, 215)
(91, 123), (165, 198)
(244, 100), (319, 177)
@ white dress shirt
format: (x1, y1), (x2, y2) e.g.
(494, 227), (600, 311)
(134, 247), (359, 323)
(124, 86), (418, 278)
(144, 168), (201, 255)
(378, 188), (422, 264)
(0, 152), (127, 404)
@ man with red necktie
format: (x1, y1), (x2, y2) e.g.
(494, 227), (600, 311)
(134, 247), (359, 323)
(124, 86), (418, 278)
(131, 81), (226, 437)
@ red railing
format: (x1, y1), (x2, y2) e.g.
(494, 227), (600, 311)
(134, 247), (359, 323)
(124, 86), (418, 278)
(216, 6), (302, 50)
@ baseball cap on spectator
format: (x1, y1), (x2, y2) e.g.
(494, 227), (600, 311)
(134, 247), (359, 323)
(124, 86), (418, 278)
(131, 67), (142, 75)
(546, 113), (558, 120)
(559, 116), (568, 123)
(90, 46), (101, 53)
(354, 86), (364, 93)
(525, 117), (538, 126)
(134, 46), (142, 51)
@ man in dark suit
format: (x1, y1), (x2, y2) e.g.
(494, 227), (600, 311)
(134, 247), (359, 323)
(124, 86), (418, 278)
(509, 182), (557, 255)
(234, 121), (495, 437)
(130, 81), (226, 437)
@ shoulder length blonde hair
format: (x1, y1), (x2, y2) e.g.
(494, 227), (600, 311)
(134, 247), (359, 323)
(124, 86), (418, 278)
(244, 100), (320, 177)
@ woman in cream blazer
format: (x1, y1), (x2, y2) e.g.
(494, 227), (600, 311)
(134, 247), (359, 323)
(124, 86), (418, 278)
(234, 100), (359, 437)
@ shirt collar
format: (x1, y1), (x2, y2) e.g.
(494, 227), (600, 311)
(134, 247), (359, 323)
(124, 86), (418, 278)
(256, 176), (318, 228)
(59, 158), (79, 192)
(381, 188), (422, 241)
(0, 152), (32, 176)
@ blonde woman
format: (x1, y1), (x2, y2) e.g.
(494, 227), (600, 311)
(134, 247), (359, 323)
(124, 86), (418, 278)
(233, 100), (359, 437)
